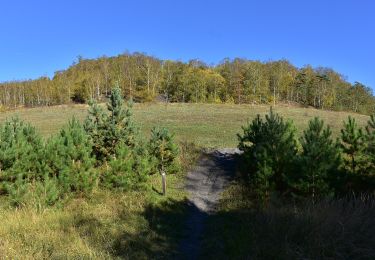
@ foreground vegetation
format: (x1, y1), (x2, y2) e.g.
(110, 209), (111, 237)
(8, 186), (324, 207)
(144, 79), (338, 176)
(203, 109), (375, 259)
(202, 110), (375, 259)
(203, 182), (375, 259)
(1, 52), (374, 114)
(0, 172), (191, 258)
(0, 139), (198, 258)
(238, 110), (375, 199)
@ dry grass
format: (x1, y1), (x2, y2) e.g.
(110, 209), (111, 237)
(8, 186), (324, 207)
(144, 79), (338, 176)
(0, 103), (370, 147)
(0, 173), (188, 259)
(0, 141), (199, 259)
(202, 182), (375, 259)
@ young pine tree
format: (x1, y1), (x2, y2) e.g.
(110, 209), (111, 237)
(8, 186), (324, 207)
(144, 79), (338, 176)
(365, 114), (375, 172)
(340, 117), (368, 175)
(102, 143), (151, 191)
(361, 114), (375, 191)
(0, 118), (44, 186)
(0, 118), (62, 207)
(238, 108), (298, 200)
(296, 117), (341, 199)
(84, 86), (139, 162)
(7, 176), (61, 208)
(83, 100), (108, 161)
(149, 127), (180, 174)
(106, 86), (138, 148)
(44, 118), (98, 194)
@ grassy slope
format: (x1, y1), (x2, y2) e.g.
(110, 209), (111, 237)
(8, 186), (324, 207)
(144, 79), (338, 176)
(0, 103), (369, 147)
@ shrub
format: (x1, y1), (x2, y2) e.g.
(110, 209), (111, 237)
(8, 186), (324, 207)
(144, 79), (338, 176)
(365, 114), (375, 171)
(5, 176), (61, 209)
(340, 116), (374, 192)
(340, 116), (368, 175)
(102, 143), (152, 190)
(84, 86), (139, 162)
(44, 118), (98, 194)
(84, 85), (180, 190)
(238, 112), (375, 200)
(149, 127), (180, 174)
(238, 108), (298, 200)
(295, 117), (341, 199)
(84, 100), (109, 161)
(0, 118), (44, 187)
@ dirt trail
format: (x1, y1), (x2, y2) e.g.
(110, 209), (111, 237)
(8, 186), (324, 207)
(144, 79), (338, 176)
(179, 148), (241, 259)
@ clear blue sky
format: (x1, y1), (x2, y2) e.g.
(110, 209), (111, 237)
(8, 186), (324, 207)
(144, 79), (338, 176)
(1, 0), (374, 89)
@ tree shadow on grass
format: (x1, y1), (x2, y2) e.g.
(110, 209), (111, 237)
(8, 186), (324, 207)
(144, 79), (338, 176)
(70, 197), (197, 259)
(111, 198), (209, 259)
(201, 195), (375, 260)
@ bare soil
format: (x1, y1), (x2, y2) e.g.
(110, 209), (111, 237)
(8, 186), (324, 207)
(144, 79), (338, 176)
(179, 149), (241, 259)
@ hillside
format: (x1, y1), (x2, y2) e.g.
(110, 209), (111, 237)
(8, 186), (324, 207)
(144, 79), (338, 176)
(0, 53), (374, 115)
(0, 103), (369, 147)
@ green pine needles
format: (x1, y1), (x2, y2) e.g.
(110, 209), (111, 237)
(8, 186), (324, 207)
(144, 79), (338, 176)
(149, 127), (180, 174)
(296, 117), (341, 199)
(84, 85), (139, 161)
(44, 117), (98, 194)
(84, 85), (158, 190)
(238, 109), (375, 202)
(0, 85), (181, 208)
(0, 118), (44, 182)
(238, 108), (298, 200)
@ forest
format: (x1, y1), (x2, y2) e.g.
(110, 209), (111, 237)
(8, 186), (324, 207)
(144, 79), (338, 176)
(0, 52), (374, 114)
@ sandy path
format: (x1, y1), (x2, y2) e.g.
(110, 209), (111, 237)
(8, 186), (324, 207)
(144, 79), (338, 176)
(179, 148), (241, 259)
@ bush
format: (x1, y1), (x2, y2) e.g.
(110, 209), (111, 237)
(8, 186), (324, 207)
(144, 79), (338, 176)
(295, 117), (341, 199)
(238, 108), (298, 200)
(149, 127), (180, 174)
(6, 177), (61, 209)
(44, 118), (98, 194)
(365, 114), (375, 172)
(340, 116), (368, 175)
(340, 116), (375, 192)
(102, 143), (152, 190)
(84, 86), (139, 162)
(238, 110), (375, 201)
(84, 85), (180, 189)
(0, 118), (44, 186)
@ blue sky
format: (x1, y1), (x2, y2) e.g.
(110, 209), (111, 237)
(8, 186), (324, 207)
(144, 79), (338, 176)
(0, 0), (374, 89)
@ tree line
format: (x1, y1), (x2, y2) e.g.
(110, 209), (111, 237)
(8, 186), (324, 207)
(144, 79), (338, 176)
(0, 52), (374, 114)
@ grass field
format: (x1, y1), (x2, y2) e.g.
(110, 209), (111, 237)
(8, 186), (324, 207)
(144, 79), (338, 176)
(0, 103), (370, 147)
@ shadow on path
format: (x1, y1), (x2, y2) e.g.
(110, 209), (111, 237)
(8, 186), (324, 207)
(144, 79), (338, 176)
(71, 149), (240, 259)
(179, 149), (241, 259)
